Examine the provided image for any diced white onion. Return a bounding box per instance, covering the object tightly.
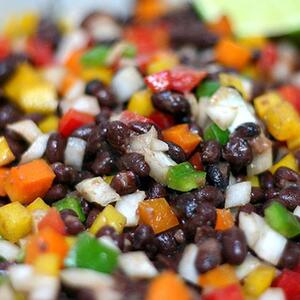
[150,139,169,152]
[119,251,158,279]
[42,66,67,89]
[98,236,120,252]
[76,177,121,206]
[235,253,261,279]
[0,283,14,300]
[112,67,144,102]
[7,120,42,144]
[20,134,49,164]
[185,93,199,122]
[9,264,35,292]
[115,191,146,226]
[64,137,86,170]
[259,288,286,300]
[29,275,60,300]
[65,80,85,99]
[178,244,199,284]
[196,97,210,128]
[0,240,20,261]
[293,206,300,218]
[129,126,158,153]
[225,181,251,208]
[247,147,273,176]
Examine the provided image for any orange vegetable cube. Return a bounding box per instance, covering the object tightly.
[38,208,66,235]
[138,198,179,234]
[215,209,235,231]
[64,49,84,75]
[4,159,55,204]
[0,168,9,197]
[162,124,201,155]
[215,38,251,70]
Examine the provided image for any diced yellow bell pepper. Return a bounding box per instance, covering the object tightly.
[19,13,39,36]
[38,115,59,133]
[65,236,77,248]
[0,136,15,166]
[243,265,276,297]
[238,36,267,49]
[4,16,20,38]
[254,92,282,120]
[287,134,300,151]
[103,175,114,185]
[128,89,155,117]
[81,67,113,85]
[147,52,179,75]
[247,176,260,187]
[0,202,32,243]
[242,66,259,80]
[270,153,298,174]
[27,197,50,213]
[34,253,60,276]
[219,73,249,100]
[90,205,126,234]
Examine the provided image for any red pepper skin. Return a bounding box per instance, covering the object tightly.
[278,85,300,113]
[273,269,300,300]
[144,70,171,93]
[119,110,153,125]
[0,37,11,60]
[202,284,244,300]
[258,43,278,73]
[59,109,95,137]
[26,37,53,66]
[38,208,65,235]
[170,68,207,93]
[189,152,204,171]
[148,111,174,130]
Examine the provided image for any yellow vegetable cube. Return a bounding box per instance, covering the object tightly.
[287,134,300,151]
[81,67,113,85]
[238,36,267,49]
[219,73,248,100]
[90,205,126,234]
[247,176,260,187]
[128,90,154,117]
[65,237,77,248]
[270,153,298,174]
[38,115,59,133]
[103,175,114,185]
[19,13,39,36]
[254,92,282,120]
[243,265,276,297]
[147,52,179,75]
[0,136,15,166]
[27,198,50,213]
[34,253,60,276]
[0,202,32,243]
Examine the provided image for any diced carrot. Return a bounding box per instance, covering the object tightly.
[215,38,251,70]
[146,271,190,300]
[64,48,85,75]
[138,198,179,234]
[0,168,9,196]
[162,124,201,155]
[215,209,235,231]
[4,159,55,204]
[38,208,66,235]
[135,0,167,22]
[208,16,232,37]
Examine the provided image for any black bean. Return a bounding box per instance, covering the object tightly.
[221,227,247,265]
[194,226,216,245]
[91,151,115,176]
[85,207,101,228]
[233,122,261,139]
[95,225,122,248]
[250,187,265,203]
[278,242,300,269]
[175,192,199,218]
[156,231,177,255]
[146,182,167,199]
[44,184,68,203]
[166,142,186,163]
[23,113,44,124]
[128,121,162,138]
[76,289,96,300]
[60,209,85,235]
[85,79,105,94]
[0,104,21,129]
[45,133,66,163]
[238,203,256,214]
[201,140,221,164]
[195,238,222,273]
[51,162,78,184]
[174,229,186,244]
[264,188,280,200]
[0,57,16,84]
[95,108,111,125]
[110,171,137,195]
[106,121,131,153]
[151,91,190,115]
[118,152,150,177]
[75,171,94,184]
[222,136,253,168]
[279,186,300,210]
[206,164,229,191]
[37,18,61,47]
[274,167,300,189]
[259,171,274,189]
[194,186,225,207]
[80,198,90,216]
[71,124,95,141]
[189,123,203,137]
[85,124,108,155]
[4,134,26,160]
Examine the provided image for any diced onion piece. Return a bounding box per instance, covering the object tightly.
[247,147,273,176]
[7,120,42,144]
[129,126,158,153]
[197,96,210,127]
[150,139,169,152]
[0,283,14,300]
[178,244,199,284]
[225,181,251,208]
[235,253,261,279]
[60,95,100,116]
[65,80,85,99]
[115,191,146,226]
[20,134,49,164]
[64,137,86,170]
[0,240,20,261]
[98,236,120,252]
[42,66,67,89]
[293,206,300,218]
[185,93,198,122]
[9,264,35,292]
[119,251,158,279]
[76,177,121,206]
[106,42,129,66]
[239,212,262,248]
[112,67,144,102]
[259,288,286,300]
[29,275,59,300]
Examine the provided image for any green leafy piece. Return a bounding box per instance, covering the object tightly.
[196,80,220,98]
[81,46,110,67]
[204,123,229,145]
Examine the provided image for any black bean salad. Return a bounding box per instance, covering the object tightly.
[0,3,300,300]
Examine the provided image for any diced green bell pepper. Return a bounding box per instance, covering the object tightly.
[53,196,85,222]
[122,44,137,58]
[204,123,230,145]
[65,233,118,274]
[81,46,110,67]
[167,162,206,192]
[196,80,220,98]
[264,201,300,238]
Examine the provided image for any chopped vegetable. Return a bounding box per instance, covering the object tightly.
[202,284,244,300]
[225,181,251,208]
[196,80,220,98]
[273,269,300,299]
[270,153,298,173]
[27,197,50,212]
[64,137,86,170]
[81,46,110,67]
[215,209,235,231]
[127,89,155,117]
[34,253,60,276]
[0,136,15,166]
[38,208,66,235]
[0,168,9,197]
[144,70,171,93]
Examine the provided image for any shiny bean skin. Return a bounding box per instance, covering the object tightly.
[110,171,137,195]
[60,209,85,235]
[44,184,68,203]
[274,167,300,189]
[201,140,221,164]
[118,153,150,177]
[166,142,186,163]
[278,242,300,269]
[51,162,78,185]
[45,133,66,163]
[91,151,115,176]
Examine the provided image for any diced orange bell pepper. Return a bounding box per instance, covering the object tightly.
[64,48,84,75]
[0,168,9,196]
[38,208,66,235]
[59,72,79,96]
[215,209,234,231]
[146,271,190,300]
[25,227,68,265]
[215,38,251,70]
[138,198,179,234]
[134,0,167,22]
[4,159,55,204]
[199,264,239,289]
[162,124,201,155]
[208,16,232,37]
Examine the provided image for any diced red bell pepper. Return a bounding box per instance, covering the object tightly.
[144,70,171,93]
[0,37,11,60]
[170,68,207,93]
[292,264,300,273]
[59,109,95,137]
[273,269,300,300]
[202,284,244,300]
[278,85,300,113]
[258,43,278,73]
[38,208,65,235]
[26,37,53,66]
[119,110,153,125]
[148,111,174,130]
[189,152,204,171]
